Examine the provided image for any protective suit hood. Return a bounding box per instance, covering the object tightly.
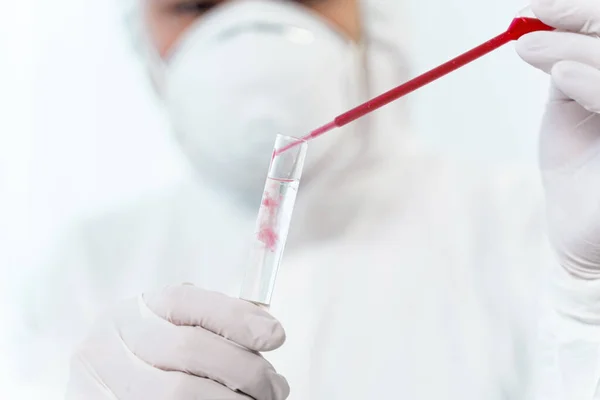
[121,0,414,246]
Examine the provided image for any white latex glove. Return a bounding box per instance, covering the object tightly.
[517,0,600,279]
[66,284,290,399]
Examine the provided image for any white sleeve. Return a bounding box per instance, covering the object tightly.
[11,226,97,399]
[533,262,600,399]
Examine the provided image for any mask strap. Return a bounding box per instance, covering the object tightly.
[145,43,167,96]
[124,0,167,96]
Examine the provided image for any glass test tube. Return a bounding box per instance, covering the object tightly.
[240,134,308,308]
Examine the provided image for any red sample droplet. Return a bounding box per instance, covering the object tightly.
[257,191,282,251]
[258,227,278,251]
[262,195,279,210]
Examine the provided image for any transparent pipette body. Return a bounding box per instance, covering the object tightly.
[240,134,308,308]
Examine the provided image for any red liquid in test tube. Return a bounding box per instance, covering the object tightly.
[257,191,280,251]
[256,178,297,252]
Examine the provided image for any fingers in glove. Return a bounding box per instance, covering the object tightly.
[69,319,252,400]
[119,313,290,400]
[144,284,285,351]
[537,60,600,169]
[171,378,255,400]
[516,31,600,74]
[551,60,600,113]
[531,0,600,35]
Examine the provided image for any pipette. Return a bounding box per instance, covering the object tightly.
[275,7,554,155]
[240,7,554,310]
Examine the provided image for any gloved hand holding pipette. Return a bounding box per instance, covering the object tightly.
[518,0,600,279]
[517,0,600,398]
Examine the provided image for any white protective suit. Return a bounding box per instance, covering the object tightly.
[18,0,600,399]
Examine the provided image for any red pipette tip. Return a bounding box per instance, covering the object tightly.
[274,16,554,156]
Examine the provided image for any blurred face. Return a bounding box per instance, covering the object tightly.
[141,0,370,209]
[142,0,361,58]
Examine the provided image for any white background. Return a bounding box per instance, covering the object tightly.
[0,0,549,397]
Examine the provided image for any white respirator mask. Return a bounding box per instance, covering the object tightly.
[142,0,370,208]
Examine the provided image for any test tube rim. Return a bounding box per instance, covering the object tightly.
[276,134,308,143]
[273,134,308,154]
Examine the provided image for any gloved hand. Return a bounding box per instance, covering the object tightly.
[517,0,600,278]
[66,284,290,399]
